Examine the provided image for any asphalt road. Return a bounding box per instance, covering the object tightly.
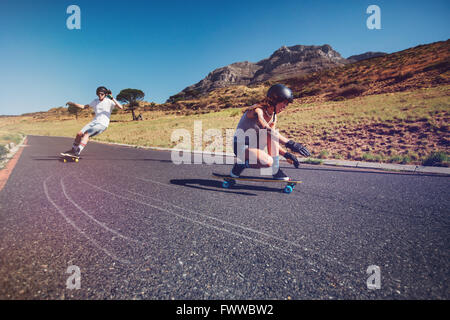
[0,135,448,299]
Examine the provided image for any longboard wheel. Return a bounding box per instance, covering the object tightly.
[63,159,67,163]
[75,159,79,163]
[222,181,230,188]
[284,185,293,194]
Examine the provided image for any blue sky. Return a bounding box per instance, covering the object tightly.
[0,0,449,115]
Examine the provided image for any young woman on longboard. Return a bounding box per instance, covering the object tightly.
[62,86,123,157]
[230,84,311,180]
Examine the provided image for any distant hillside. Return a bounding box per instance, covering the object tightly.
[158,40,449,113]
[169,44,348,102]
[12,40,450,119]
[285,39,449,103]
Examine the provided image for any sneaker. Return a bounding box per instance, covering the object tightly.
[73,147,81,156]
[61,149,76,156]
[230,163,246,178]
[272,169,290,181]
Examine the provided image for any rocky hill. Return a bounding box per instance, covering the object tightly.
[158,39,449,113]
[285,39,450,103]
[169,44,348,102]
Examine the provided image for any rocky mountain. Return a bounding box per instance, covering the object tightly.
[169,44,348,102]
[346,51,387,63]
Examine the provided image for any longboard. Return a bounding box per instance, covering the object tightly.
[60,153,80,163]
[212,173,302,194]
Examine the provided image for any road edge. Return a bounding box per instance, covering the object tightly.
[91,139,450,176]
[0,136,28,192]
[23,135,450,176]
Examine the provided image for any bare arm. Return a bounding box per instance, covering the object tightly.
[255,108,310,158]
[107,94,123,110]
[254,108,289,145]
[66,102,89,109]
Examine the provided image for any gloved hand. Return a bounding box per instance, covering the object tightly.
[284,152,299,168]
[285,140,311,157]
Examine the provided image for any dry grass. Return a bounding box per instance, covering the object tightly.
[278,85,449,163]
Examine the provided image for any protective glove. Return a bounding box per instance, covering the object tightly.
[285,140,311,157]
[284,152,299,168]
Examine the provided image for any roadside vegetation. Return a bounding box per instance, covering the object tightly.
[0,131,24,168]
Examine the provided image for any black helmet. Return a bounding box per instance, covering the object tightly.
[96,86,109,95]
[267,84,293,104]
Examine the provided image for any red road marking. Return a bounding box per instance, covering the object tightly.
[0,137,27,192]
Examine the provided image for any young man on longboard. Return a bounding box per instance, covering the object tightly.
[61,86,123,159]
[229,84,311,181]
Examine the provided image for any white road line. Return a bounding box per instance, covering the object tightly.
[79,177,348,269]
[124,188,309,247]
[60,176,142,244]
[43,176,131,265]
[132,176,178,188]
[115,176,350,270]
[111,174,310,250]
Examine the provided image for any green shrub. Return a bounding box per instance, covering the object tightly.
[318,150,329,159]
[0,134,22,145]
[387,154,403,163]
[362,153,383,162]
[303,158,322,165]
[422,151,449,167]
[0,145,8,159]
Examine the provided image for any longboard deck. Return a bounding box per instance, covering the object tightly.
[212,173,301,194]
[212,173,302,184]
[60,153,80,163]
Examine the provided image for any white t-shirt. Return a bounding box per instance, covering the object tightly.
[89,98,116,127]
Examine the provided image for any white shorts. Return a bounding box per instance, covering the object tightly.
[81,121,107,137]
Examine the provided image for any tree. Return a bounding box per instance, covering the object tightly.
[67,104,81,120]
[116,89,145,121]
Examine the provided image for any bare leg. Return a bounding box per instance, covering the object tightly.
[74,132,83,146]
[246,148,273,168]
[267,134,282,175]
[267,135,280,157]
[80,133,89,145]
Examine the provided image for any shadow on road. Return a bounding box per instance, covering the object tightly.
[169,178,284,196]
